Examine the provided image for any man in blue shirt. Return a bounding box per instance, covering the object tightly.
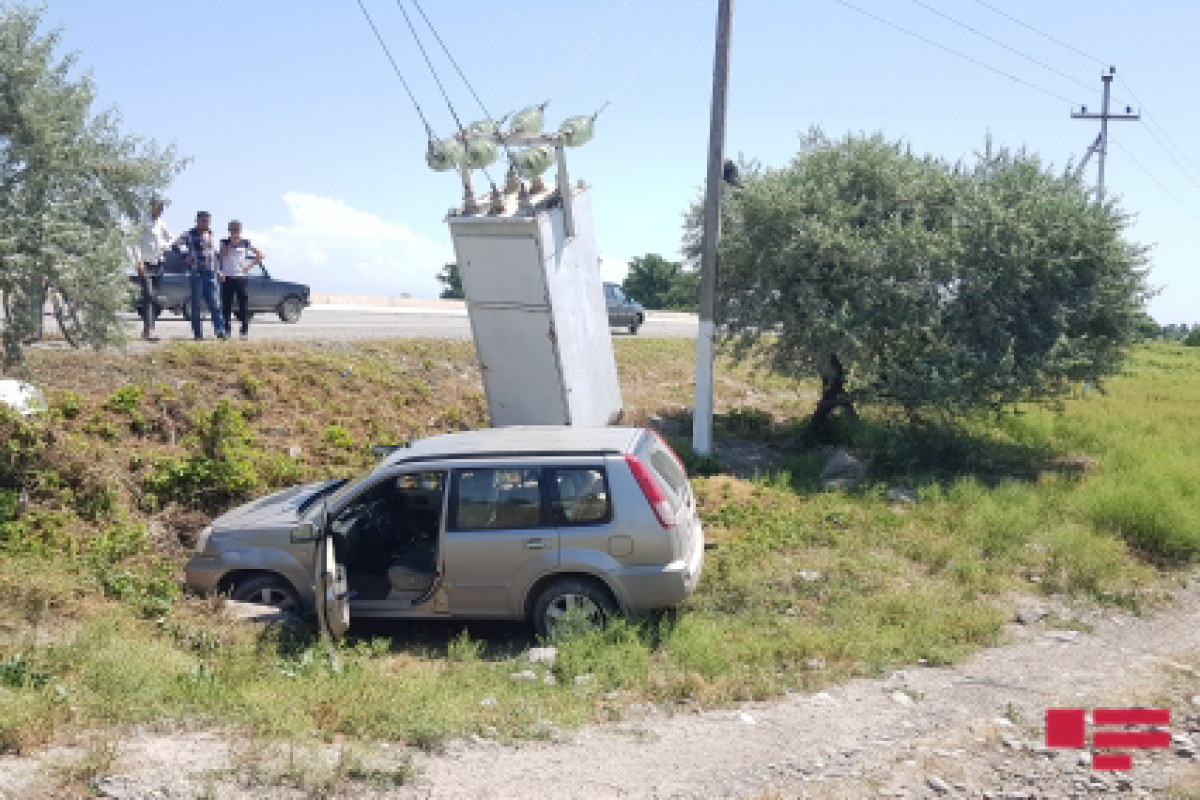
[174,211,227,339]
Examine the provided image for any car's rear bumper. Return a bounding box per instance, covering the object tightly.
[611,534,704,611]
[184,556,225,594]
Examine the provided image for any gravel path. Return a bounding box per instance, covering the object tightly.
[3,574,1199,799]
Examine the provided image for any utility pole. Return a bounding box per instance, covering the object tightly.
[692,0,733,457]
[1071,66,1139,200]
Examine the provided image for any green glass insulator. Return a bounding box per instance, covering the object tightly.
[514,146,555,179]
[508,105,545,136]
[558,115,595,147]
[463,137,499,170]
[426,138,464,172]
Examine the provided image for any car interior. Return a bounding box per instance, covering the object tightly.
[330,471,444,601]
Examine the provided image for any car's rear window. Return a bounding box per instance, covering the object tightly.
[451,468,542,530]
[639,434,689,511]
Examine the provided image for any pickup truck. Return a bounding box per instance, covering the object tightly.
[132,249,311,323]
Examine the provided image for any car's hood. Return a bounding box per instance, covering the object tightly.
[211,479,341,531]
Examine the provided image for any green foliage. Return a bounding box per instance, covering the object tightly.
[0,4,186,366]
[322,424,355,448]
[1184,327,1200,347]
[620,254,699,311]
[436,262,464,299]
[701,130,1150,418]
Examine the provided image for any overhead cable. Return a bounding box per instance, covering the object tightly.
[909,0,1096,95]
[595,0,707,119]
[410,0,494,123]
[1110,138,1200,222]
[353,0,436,139]
[833,0,1075,105]
[1115,77,1200,195]
[394,0,466,134]
[535,0,635,106]
[970,0,1107,68]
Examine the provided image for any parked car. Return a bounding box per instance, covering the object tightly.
[604,282,645,334]
[132,249,311,323]
[185,426,704,637]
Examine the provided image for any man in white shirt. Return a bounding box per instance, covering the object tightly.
[135,199,173,341]
[217,220,264,339]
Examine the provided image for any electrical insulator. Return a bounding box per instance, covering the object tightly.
[508,105,545,136]
[468,119,499,138]
[464,136,499,170]
[514,146,555,179]
[426,138,464,171]
[558,115,595,147]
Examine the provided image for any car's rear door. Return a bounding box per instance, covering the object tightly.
[441,466,559,617]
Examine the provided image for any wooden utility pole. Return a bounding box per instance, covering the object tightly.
[692,0,733,456]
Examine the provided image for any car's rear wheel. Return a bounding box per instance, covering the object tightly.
[278,296,303,323]
[230,574,302,616]
[531,577,616,639]
[180,299,192,321]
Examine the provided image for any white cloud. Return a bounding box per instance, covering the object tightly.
[247,192,453,297]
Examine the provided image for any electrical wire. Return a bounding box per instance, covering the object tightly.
[393,0,466,134]
[536,0,635,106]
[1115,77,1200,193]
[833,0,1075,105]
[353,0,436,139]
[1111,138,1200,221]
[970,0,1107,68]
[594,0,706,119]
[908,0,1095,95]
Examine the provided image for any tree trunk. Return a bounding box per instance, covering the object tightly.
[808,353,856,437]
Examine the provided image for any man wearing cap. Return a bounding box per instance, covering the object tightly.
[174,211,227,340]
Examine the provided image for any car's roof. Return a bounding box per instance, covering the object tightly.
[380,426,644,469]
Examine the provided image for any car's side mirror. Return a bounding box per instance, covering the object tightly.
[291,521,319,543]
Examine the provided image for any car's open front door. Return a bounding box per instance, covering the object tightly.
[314,532,350,637]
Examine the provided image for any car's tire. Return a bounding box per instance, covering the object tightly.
[531,577,617,639]
[278,296,303,323]
[628,320,640,335]
[230,574,302,617]
[180,299,192,321]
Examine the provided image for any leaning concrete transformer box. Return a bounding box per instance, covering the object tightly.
[448,185,623,427]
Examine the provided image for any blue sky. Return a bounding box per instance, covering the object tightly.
[44,0,1200,323]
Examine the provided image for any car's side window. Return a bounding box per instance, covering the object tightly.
[245,264,266,279]
[451,468,542,530]
[548,467,611,525]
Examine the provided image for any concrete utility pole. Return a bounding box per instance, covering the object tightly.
[692,0,733,457]
[1071,66,1139,200]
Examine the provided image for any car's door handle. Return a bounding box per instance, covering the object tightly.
[524,537,547,549]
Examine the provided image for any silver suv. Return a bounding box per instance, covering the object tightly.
[185,426,703,637]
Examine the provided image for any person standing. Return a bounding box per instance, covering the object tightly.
[217,220,263,339]
[134,198,173,341]
[174,211,226,340]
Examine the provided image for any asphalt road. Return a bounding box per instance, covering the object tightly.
[123,306,699,341]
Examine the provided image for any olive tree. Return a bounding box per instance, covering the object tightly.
[0,4,184,367]
[697,131,1150,430]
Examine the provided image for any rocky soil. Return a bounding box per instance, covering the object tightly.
[3,573,1200,799]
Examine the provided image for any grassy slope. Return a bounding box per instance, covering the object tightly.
[1,340,1197,756]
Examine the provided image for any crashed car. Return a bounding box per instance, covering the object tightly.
[185,426,703,637]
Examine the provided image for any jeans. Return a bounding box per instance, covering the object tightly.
[138,273,159,336]
[189,272,226,339]
[220,275,250,336]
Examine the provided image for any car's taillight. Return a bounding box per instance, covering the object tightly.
[624,454,677,529]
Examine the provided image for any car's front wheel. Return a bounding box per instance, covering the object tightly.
[531,577,617,639]
[278,296,303,323]
[230,574,302,617]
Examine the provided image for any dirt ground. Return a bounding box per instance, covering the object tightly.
[3,571,1198,799]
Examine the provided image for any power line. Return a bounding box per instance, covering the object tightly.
[1115,77,1200,192]
[1110,138,1200,222]
[540,0,635,104]
[393,0,466,134]
[352,0,435,139]
[410,0,493,123]
[595,0,706,118]
[970,0,1106,68]
[833,0,1075,105]
[909,0,1095,95]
